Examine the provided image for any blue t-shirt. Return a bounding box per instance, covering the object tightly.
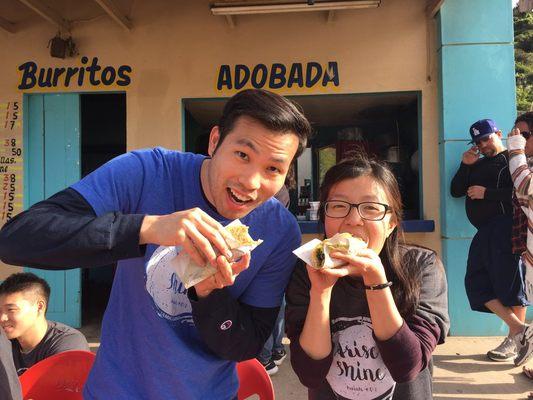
[71,148,300,400]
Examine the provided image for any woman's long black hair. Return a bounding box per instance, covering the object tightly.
[318,154,420,318]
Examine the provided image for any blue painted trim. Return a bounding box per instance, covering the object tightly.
[298,220,435,234]
[437,0,517,335]
[180,99,186,151]
[22,94,32,210]
[298,221,323,234]
[23,93,82,328]
[402,220,435,233]
[439,0,513,45]
[417,91,423,218]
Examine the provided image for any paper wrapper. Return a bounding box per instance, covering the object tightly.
[292,232,367,270]
[170,219,263,289]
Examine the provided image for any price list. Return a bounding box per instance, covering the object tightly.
[0,101,23,224]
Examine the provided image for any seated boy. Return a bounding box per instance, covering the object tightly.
[0,272,89,375]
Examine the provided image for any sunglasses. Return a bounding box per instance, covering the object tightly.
[521,131,532,140]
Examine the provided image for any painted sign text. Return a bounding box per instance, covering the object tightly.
[217,62,339,91]
[18,56,132,90]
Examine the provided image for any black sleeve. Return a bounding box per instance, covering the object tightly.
[0,188,146,269]
[450,163,470,198]
[0,329,21,400]
[484,187,513,202]
[187,287,279,361]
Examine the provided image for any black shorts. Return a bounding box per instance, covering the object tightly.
[465,215,529,313]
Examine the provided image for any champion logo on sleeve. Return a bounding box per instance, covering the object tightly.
[220,320,233,330]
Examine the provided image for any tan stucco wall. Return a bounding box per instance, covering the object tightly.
[0,0,442,279]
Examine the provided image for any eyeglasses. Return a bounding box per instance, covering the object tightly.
[324,200,391,221]
[521,131,531,140]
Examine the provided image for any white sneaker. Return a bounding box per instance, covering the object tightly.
[487,336,517,361]
[514,324,533,366]
[258,359,279,375]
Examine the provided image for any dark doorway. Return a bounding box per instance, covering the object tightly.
[80,93,126,325]
[183,93,421,220]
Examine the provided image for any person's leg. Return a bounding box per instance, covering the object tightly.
[485,218,532,361]
[257,333,279,375]
[272,298,285,353]
[484,299,525,336]
[464,230,493,314]
[512,305,527,324]
[514,324,533,366]
[484,300,523,361]
[258,334,274,364]
[270,299,287,366]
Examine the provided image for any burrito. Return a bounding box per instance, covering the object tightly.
[172,219,263,288]
[225,224,262,249]
[310,233,367,270]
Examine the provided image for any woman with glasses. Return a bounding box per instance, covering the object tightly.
[285,155,449,400]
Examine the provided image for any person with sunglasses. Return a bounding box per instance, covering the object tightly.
[285,156,449,400]
[507,112,533,375]
[450,118,529,364]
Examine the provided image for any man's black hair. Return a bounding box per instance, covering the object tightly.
[516,111,533,131]
[215,89,312,159]
[0,272,51,306]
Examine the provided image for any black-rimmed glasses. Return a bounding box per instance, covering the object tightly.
[324,200,391,221]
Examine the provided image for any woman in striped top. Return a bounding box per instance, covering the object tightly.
[507,112,533,381]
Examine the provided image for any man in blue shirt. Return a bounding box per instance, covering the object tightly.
[0,89,312,399]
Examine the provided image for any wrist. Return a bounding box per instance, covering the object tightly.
[139,215,158,245]
[362,269,388,287]
[310,286,333,299]
[195,288,213,298]
[194,280,215,298]
[364,281,392,291]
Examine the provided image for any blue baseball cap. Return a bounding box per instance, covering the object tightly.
[469,119,499,144]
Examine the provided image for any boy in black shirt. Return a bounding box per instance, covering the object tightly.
[0,273,89,375]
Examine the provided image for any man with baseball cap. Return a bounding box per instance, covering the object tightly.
[451,118,529,362]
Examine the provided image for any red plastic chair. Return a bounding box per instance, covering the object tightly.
[237,358,275,400]
[19,350,96,400]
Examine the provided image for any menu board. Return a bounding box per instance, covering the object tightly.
[0,100,23,222]
[0,100,23,276]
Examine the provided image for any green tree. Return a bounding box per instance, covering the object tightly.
[514,8,533,112]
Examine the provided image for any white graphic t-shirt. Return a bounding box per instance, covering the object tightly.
[145,245,194,326]
[327,317,396,400]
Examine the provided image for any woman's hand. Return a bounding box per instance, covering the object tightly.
[509,127,521,137]
[507,127,526,151]
[306,264,338,294]
[324,248,388,286]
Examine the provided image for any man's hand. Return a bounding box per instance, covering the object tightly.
[194,252,251,298]
[139,208,233,267]
[462,146,480,165]
[467,185,486,200]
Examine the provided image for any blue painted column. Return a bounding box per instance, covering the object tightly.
[438,0,518,335]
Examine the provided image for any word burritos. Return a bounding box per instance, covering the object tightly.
[17,56,132,90]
